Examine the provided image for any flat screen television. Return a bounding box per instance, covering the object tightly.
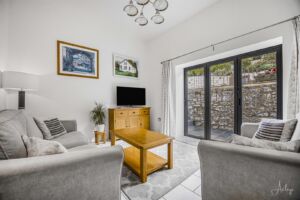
[117,86,146,106]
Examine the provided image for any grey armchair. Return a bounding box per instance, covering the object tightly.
[198,123,300,200]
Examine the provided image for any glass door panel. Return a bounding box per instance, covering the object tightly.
[241,52,278,123]
[209,61,235,141]
[185,67,205,138]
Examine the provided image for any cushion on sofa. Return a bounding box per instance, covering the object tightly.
[291,113,300,141]
[51,131,89,149]
[232,134,300,152]
[254,120,284,141]
[256,118,298,142]
[34,117,54,139]
[281,119,298,141]
[44,118,67,137]
[22,135,67,157]
[0,110,27,159]
[21,111,43,139]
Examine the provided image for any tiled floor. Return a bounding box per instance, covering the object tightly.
[159,169,201,200]
[121,169,201,200]
[100,137,201,200]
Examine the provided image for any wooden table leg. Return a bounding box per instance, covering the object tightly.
[168,141,173,169]
[111,132,115,146]
[140,149,147,183]
[102,132,106,144]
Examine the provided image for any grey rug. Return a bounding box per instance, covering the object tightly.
[121,140,200,200]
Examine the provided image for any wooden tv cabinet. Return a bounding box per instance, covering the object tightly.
[108,107,150,138]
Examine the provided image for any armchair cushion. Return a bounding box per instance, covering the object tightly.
[232,134,300,153]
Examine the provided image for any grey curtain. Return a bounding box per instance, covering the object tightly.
[161,61,176,136]
[288,17,300,119]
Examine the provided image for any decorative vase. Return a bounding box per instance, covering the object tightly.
[96,124,105,132]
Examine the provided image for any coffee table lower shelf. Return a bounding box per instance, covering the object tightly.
[124,146,167,177]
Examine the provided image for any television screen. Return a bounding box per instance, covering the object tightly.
[117,86,146,106]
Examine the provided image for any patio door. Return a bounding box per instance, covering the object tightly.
[184,45,282,140]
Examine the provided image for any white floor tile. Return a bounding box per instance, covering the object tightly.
[193,169,201,177]
[181,175,201,191]
[164,185,201,200]
[121,192,128,200]
[194,186,202,196]
[159,197,166,200]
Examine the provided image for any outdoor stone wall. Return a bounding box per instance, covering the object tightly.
[188,82,277,130]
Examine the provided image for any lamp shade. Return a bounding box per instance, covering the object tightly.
[2,71,39,91]
[0,71,2,88]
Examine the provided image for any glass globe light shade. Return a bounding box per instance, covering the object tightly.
[135,13,148,26]
[135,0,149,5]
[123,1,138,16]
[153,0,168,11]
[151,11,164,24]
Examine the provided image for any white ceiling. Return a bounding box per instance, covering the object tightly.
[113,0,221,41]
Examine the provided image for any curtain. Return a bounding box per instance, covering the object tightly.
[288,17,300,119]
[161,61,176,137]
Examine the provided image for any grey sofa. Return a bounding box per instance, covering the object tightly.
[0,110,124,200]
[198,123,300,200]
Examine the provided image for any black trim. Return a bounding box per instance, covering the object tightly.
[18,91,25,110]
[184,44,283,139]
[204,66,211,140]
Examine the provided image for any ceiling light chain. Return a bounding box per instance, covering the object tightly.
[123,0,168,26]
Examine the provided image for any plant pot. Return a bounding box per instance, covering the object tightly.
[96,124,105,132]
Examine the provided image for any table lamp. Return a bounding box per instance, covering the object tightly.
[2,71,39,109]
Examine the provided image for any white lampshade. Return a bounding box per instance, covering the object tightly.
[0,71,2,88]
[2,71,39,91]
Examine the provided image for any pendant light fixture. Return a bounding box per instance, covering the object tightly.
[123,0,168,26]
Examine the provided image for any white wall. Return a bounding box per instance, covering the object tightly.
[1,0,299,138]
[145,0,300,136]
[0,0,9,110]
[2,0,149,139]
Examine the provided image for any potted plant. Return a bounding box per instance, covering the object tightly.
[90,102,106,132]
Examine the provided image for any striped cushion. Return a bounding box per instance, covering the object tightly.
[44,118,67,138]
[254,121,284,141]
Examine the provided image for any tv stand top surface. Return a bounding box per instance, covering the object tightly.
[109,106,150,109]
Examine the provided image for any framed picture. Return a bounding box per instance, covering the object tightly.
[113,54,139,79]
[57,40,99,79]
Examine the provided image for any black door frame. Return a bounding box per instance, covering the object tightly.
[184,44,283,139]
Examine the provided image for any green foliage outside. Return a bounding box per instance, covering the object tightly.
[187,52,276,76]
[242,52,276,73]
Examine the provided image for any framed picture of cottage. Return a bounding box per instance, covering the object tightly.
[113,54,138,78]
[57,40,99,79]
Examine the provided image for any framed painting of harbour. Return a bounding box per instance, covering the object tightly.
[57,41,99,79]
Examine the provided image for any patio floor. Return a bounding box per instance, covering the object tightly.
[187,126,234,142]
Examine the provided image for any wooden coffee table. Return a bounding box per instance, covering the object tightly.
[111,128,173,183]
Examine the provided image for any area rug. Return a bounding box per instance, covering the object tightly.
[121,140,200,200]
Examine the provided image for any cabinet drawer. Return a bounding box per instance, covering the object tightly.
[115,110,128,117]
[128,109,140,116]
[140,109,149,115]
